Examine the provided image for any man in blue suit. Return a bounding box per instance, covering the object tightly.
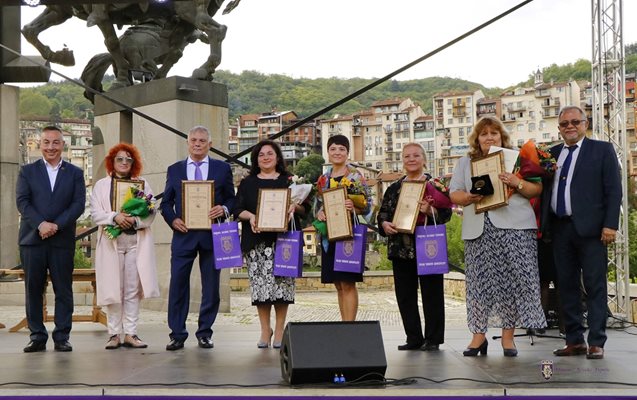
[161,125,236,350]
[542,106,621,360]
[16,126,86,353]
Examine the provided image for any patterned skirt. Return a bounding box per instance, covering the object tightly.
[245,242,295,305]
[464,215,546,332]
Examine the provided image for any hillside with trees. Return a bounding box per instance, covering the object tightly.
[18,46,637,122]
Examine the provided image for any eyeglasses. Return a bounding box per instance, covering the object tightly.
[558,119,586,128]
[115,156,134,164]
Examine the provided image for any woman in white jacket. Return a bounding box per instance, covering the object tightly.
[90,143,160,349]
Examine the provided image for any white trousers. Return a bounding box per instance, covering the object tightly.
[106,233,141,335]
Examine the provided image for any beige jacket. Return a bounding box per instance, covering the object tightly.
[90,176,160,306]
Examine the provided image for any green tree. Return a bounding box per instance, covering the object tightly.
[19,91,52,117]
[446,213,465,271]
[294,153,325,183]
[74,242,91,269]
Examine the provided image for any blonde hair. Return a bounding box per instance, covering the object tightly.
[467,116,513,159]
[402,142,427,171]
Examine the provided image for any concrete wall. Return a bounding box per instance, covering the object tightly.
[0,84,19,269]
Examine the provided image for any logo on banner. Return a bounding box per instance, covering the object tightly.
[425,240,438,258]
[282,244,292,261]
[540,360,553,380]
[221,236,234,254]
[342,240,354,256]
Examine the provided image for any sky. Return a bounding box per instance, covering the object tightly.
[15,0,637,89]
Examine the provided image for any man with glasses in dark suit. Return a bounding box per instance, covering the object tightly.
[541,106,621,360]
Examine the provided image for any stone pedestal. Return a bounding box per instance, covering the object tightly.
[0,84,19,269]
[93,76,231,313]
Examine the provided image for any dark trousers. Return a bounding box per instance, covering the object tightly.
[392,258,445,345]
[20,244,74,343]
[168,247,220,341]
[552,219,608,347]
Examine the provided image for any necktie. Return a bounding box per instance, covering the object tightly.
[194,161,203,181]
[555,145,577,217]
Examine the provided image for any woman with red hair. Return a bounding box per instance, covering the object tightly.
[90,143,159,350]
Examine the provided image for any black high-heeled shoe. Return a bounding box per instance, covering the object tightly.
[463,339,488,356]
[503,346,518,357]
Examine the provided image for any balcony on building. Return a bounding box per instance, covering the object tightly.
[440,139,452,149]
[506,104,526,112]
[384,126,393,135]
[541,98,561,109]
[535,89,551,97]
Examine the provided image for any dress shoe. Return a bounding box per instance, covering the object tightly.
[197,337,214,349]
[553,343,587,356]
[105,335,121,350]
[586,345,604,360]
[23,340,46,353]
[272,341,282,349]
[257,329,273,349]
[420,342,440,351]
[397,342,423,351]
[503,347,518,357]
[54,341,73,352]
[166,338,185,351]
[463,339,488,356]
[123,334,148,349]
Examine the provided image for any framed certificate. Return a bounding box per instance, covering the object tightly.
[392,181,426,234]
[471,151,507,213]
[111,179,145,212]
[256,188,290,232]
[322,186,353,241]
[182,180,215,230]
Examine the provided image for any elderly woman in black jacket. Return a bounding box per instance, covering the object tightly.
[377,143,452,351]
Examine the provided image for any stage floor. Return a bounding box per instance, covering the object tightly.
[0,291,636,397]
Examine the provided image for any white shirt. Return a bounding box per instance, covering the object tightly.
[186,156,209,180]
[43,158,63,191]
[550,137,584,216]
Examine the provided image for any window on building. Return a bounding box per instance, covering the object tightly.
[459,127,464,136]
[448,166,453,174]
[529,111,535,119]
[467,116,471,124]
[529,123,536,131]
[376,162,383,169]
[517,139,524,147]
[459,137,465,144]
[448,118,453,125]
[459,117,464,123]
[447,99,452,105]
[517,124,524,132]
[543,132,550,139]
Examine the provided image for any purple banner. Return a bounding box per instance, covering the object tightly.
[334,224,366,273]
[211,221,244,269]
[274,230,304,277]
[415,224,449,275]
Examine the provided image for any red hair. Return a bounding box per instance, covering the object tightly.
[105,142,143,178]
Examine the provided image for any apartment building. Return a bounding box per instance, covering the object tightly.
[432,89,484,177]
[500,70,581,148]
[413,115,436,171]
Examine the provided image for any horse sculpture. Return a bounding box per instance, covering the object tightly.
[22,0,239,102]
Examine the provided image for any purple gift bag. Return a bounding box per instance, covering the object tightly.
[415,222,449,275]
[334,224,367,273]
[211,221,244,269]
[273,230,304,277]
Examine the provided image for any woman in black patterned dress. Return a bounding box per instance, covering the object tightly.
[449,117,546,357]
[234,140,307,349]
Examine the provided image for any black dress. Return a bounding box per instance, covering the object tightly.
[234,174,297,305]
[320,176,363,284]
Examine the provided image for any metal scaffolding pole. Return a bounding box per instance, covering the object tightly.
[591,0,632,322]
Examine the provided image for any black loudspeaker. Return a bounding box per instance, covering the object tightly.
[279,321,387,385]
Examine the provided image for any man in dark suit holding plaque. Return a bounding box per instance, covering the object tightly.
[16,125,86,353]
[160,125,236,351]
[542,106,621,360]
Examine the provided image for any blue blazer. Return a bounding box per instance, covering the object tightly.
[541,137,621,238]
[160,156,236,250]
[16,159,86,249]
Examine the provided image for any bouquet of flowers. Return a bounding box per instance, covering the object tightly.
[507,140,557,197]
[288,175,313,204]
[104,186,155,239]
[424,176,453,209]
[331,176,368,209]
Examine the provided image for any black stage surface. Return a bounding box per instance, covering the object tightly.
[0,320,636,398]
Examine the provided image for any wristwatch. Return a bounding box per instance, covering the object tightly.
[517,180,524,190]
